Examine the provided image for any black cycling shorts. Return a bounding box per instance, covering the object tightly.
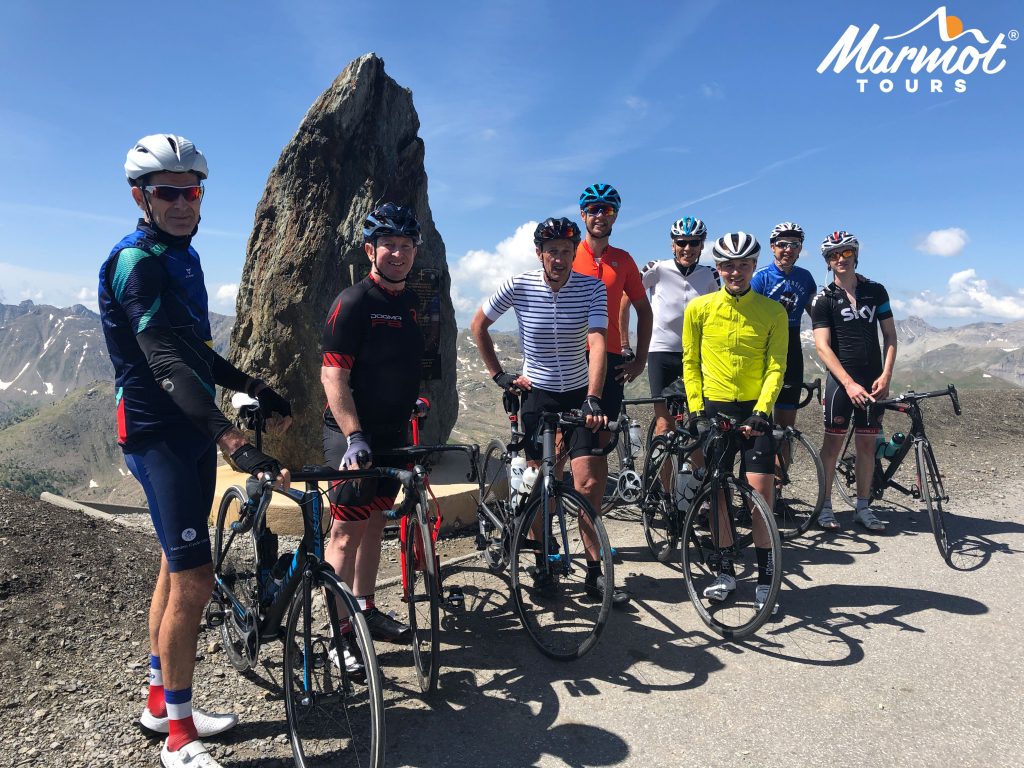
[647,351,683,399]
[323,424,409,522]
[704,400,776,475]
[822,371,883,434]
[520,386,597,461]
[775,331,804,411]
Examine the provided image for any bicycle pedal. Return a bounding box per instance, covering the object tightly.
[204,604,225,629]
[445,586,465,607]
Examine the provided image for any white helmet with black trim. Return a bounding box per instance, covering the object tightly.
[820,230,859,258]
[712,232,760,262]
[769,221,804,243]
[125,134,208,185]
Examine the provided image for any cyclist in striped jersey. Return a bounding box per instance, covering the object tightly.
[471,217,629,605]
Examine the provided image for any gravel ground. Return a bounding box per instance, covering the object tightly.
[1,389,1021,767]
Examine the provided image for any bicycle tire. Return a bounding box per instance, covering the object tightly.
[774,429,825,540]
[283,568,385,768]
[405,506,440,694]
[681,476,782,639]
[479,439,512,572]
[641,435,681,562]
[510,486,613,660]
[601,429,630,513]
[833,427,858,509]
[917,440,953,564]
[213,485,260,672]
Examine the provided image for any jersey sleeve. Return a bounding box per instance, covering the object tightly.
[809,291,832,329]
[682,300,705,413]
[588,279,608,331]
[876,284,893,321]
[109,247,173,334]
[750,269,767,296]
[482,275,517,322]
[623,257,645,302]
[755,303,790,414]
[641,262,658,292]
[322,289,363,369]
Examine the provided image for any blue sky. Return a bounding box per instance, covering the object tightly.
[1,0,1021,329]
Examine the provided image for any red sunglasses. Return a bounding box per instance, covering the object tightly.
[144,185,204,202]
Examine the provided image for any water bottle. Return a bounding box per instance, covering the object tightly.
[257,530,278,588]
[510,455,527,493]
[674,462,693,511]
[265,551,293,601]
[882,432,905,459]
[874,430,888,459]
[628,419,642,459]
[684,467,704,506]
[521,465,539,496]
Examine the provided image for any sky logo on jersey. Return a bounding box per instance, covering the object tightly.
[841,305,877,323]
[370,313,403,328]
[817,7,1015,95]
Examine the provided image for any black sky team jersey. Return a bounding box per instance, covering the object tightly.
[321,275,424,432]
[809,276,893,374]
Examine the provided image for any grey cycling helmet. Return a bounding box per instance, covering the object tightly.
[125,134,208,185]
[671,217,707,239]
[712,232,761,262]
[769,221,804,243]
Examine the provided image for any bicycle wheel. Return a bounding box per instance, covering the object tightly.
[479,439,512,572]
[510,486,613,660]
[405,506,440,694]
[641,435,680,561]
[283,569,384,768]
[774,429,825,540]
[213,486,260,671]
[917,440,953,564]
[833,427,858,509]
[681,476,782,639]
[601,429,630,513]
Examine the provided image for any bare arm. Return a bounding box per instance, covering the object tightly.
[872,317,898,398]
[586,329,607,399]
[470,308,502,377]
[320,366,362,436]
[617,295,632,353]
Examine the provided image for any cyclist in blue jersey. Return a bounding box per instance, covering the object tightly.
[99,134,291,768]
[751,222,818,434]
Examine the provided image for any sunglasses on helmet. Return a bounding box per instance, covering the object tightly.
[144,185,204,202]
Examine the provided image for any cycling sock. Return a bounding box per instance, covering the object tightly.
[164,686,198,752]
[146,654,166,717]
[586,560,602,582]
[856,497,870,511]
[357,594,376,612]
[755,547,774,586]
[339,616,353,635]
[720,557,736,577]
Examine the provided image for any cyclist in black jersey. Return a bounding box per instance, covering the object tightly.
[101,134,291,768]
[809,231,897,532]
[320,203,425,663]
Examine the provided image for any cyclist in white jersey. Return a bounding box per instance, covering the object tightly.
[470,217,629,605]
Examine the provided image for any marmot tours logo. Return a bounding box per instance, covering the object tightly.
[818,6,1016,94]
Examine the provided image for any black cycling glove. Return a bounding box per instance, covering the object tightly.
[685,411,710,439]
[582,395,604,420]
[231,444,282,477]
[742,411,771,434]
[492,371,520,391]
[255,385,292,419]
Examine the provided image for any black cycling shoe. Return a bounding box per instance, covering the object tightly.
[656,538,679,564]
[363,607,411,644]
[585,575,631,608]
[525,566,559,599]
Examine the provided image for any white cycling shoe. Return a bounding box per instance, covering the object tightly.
[161,739,223,768]
[754,584,779,615]
[141,707,238,737]
[702,573,736,602]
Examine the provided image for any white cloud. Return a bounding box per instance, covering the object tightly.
[891,269,1024,320]
[625,96,649,114]
[214,283,238,309]
[700,82,724,99]
[450,222,539,319]
[916,227,968,257]
[0,262,98,312]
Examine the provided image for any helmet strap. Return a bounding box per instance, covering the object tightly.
[370,257,407,286]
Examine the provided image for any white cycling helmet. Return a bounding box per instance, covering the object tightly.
[770,221,804,243]
[125,134,208,185]
[820,230,859,257]
[712,232,760,262]
[670,217,707,240]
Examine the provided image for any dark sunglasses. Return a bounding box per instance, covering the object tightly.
[144,185,204,202]
[673,238,703,248]
[774,240,802,250]
[583,204,616,217]
[827,248,857,261]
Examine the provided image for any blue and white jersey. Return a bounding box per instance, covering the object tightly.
[482,269,607,392]
[751,262,818,327]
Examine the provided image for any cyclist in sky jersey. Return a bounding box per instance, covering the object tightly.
[811,231,897,532]
[471,217,629,606]
[320,203,425,673]
[99,134,291,768]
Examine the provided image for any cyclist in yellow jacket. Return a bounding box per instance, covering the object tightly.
[683,232,788,613]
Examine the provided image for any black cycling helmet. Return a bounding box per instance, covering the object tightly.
[534,217,582,247]
[362,203,422,245]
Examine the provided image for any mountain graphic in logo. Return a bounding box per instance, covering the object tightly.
[882,6,988,44]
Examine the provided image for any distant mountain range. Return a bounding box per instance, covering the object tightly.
[0,300,1021,501]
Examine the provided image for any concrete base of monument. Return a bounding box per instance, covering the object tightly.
[208,450,480,536]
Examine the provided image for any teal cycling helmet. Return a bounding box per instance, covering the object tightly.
[671,217,707,239]
[579,183,621,211]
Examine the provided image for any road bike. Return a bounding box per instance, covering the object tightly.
[208,394,389,768]
[833,384,962,563]
[770,379,825,540]
[476,390,619,659]
[600,396,664,513]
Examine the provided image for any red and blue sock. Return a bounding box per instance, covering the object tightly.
[146,655,166,718]
[164,686,198,751]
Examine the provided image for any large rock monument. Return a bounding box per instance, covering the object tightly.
[226,54,458,469]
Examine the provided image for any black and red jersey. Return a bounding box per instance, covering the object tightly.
[809,276,893,374]
[321,275,423,431]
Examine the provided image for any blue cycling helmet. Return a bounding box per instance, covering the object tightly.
[362,203,422,245]
[670,217,707,239]
[579,183,621,211]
